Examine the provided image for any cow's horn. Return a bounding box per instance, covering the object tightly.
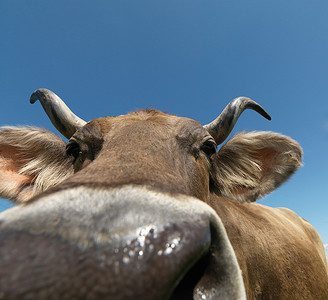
[204,97,271,145]
[30,88,87,139]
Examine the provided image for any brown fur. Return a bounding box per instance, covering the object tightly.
[208,196,328,299]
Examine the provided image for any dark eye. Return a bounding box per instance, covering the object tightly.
[201,140,217,157]
[66,141,81,160]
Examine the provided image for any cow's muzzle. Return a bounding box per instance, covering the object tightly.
[0,186,246,300]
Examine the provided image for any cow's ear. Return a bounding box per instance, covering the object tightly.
[210,131,302,202]
[0,127,74,203]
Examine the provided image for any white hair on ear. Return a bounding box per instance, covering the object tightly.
[212,131,303,202]
[0,126,74,202]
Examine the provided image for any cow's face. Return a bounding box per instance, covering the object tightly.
[65,111,216,201]
[0,89,302,299]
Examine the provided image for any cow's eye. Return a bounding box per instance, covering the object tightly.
[66,142,82,160]
[201,140,217,156]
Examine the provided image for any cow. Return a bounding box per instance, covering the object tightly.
[0,88,327,299]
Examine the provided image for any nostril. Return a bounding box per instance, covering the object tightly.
[170,252,209,300]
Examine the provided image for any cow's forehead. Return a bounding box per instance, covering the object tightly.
[85,110,206,138]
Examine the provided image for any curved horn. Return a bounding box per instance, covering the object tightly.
[204,97,271,145]
[30,88,87,139]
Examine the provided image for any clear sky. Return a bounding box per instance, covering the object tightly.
[1,1,327,250]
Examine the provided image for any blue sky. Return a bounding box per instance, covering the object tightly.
[1,1,327,247]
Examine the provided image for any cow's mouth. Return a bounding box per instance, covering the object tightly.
[170,244,210,299]
[168,222,245,300]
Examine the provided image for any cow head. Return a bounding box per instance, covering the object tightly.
[0,89,302,299]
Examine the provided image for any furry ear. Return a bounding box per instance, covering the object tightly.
[0,127,74,203]
[210,131,302,202]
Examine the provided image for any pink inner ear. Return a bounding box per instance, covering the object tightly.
[252,147,279,175]
[0,145,34,187]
